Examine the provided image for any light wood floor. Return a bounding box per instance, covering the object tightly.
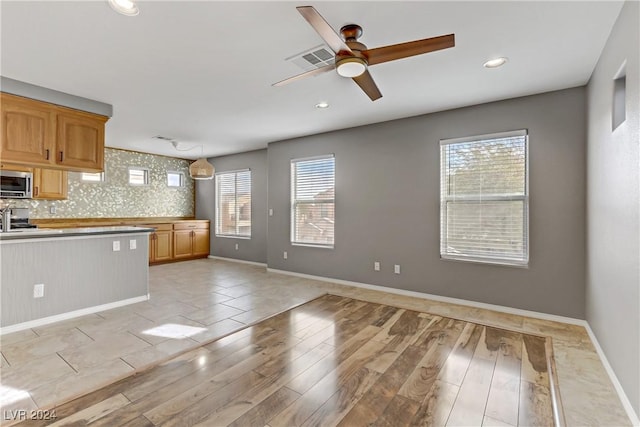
[15,294,558,427]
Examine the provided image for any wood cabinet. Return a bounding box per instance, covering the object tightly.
[0,163,68,200]
[33,168,68,200]
[0,93,108,172]
[145,223,174,264]
[173,221,210,259]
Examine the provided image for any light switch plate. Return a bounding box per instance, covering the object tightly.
[129,239,137,250]
[394,264,401,274]
[113,241,120,251]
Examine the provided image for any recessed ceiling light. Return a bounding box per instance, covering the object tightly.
[483,57,508,68]
[108,0,139,16]
[315,102,330,109]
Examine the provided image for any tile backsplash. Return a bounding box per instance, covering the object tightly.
[7,148,195,219]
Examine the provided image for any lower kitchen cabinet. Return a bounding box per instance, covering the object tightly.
[145,223,173,263]
[173,221,210,259]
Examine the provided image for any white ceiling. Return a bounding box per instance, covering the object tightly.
[1,1,623,159]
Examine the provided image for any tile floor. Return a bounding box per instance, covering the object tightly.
[0,258,633,426]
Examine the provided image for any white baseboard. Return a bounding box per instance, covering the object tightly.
[208,255,267,267]
[0,295,150,335]
[266,268,585,325]
[267,267,640,426]
[584,324,640,426]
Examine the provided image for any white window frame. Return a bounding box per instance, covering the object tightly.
[167,171,185,188]
[215,168,252,239]
[440,130,529,267]
[81,171,105,182]
[128,167,150,186]
[291,154,335,248]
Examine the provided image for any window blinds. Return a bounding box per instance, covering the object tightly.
[215,169,251,238]
[291,155,335,247]
[440,130,528,266]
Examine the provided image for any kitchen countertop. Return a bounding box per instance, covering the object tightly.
[0,225,154,241]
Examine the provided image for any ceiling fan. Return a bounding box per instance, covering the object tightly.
[273,6,455,101]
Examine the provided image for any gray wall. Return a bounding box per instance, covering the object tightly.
[586,0,640,416]
[196,149,267,263]
[1,233,149,327]
[267,88,587,318]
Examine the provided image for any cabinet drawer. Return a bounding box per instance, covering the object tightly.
[173,222,209,230]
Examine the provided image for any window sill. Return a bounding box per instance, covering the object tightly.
[292,242,334,249]
[215,235,251,240]
[440,255,529,269]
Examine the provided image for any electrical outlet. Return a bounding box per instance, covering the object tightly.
[129,239,137,250]
[374,261,380,271]
[235,243,239,250]
[33,284,44,298]
[394,264,401,274]
[49,205,56,214]
[283,251,288,260]
[113,241,120,251]
[269,208,274,216]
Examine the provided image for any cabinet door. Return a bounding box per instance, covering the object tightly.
[0,93,56,166]
[173,230,194,259]
[155,230,173,261]
[33,168,68,200]
[192,229,210,256]
[56,112,105,171]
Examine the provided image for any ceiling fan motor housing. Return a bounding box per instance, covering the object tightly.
[336,24,369,77]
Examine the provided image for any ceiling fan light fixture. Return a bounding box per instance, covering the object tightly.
[189,158,215,180]
[483,57,508,68]
[336,57,367,78]
[108,0,139,16]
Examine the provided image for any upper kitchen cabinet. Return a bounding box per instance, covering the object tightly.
[0,93,56,166]
[0,93,108,172]
[56,112,105,171]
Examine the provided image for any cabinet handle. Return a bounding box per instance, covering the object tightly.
[59,151,64,162]
[34,186,39,197]
[45,149,50,160]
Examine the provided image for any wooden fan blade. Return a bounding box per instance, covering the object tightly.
[352,70,382,101]
[296,6,353,55]
[364,34,455,66]
[272,64,335,87]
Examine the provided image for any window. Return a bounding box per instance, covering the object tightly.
[167,171,185,187]
[613,63,626,131]
[291,155,335,247]
[81,172,104,182]
[440,130,528,266]
[215,169,251,238]
[128,168,149,186]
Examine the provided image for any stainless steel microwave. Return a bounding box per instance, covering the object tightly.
[0,170,33,199]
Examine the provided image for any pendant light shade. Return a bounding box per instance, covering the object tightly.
[189,158,215,180]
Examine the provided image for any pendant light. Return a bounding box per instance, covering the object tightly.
[189,144,214,180]
[189,157,215,180]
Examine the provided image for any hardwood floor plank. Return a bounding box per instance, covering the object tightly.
[372,394,420,427]
[519,335,553,426]
[269,334,387,426]
[226,387,301,427]
[286,324,382,395]
[446,326,498,427]
[48,393,130,426]
[397,318,465,403]
[438,322,483,386]
[409,379,460,426]
[336,345,431,427]
[484,329,523,426]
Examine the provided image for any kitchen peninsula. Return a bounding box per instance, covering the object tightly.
[0,226,153,333]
